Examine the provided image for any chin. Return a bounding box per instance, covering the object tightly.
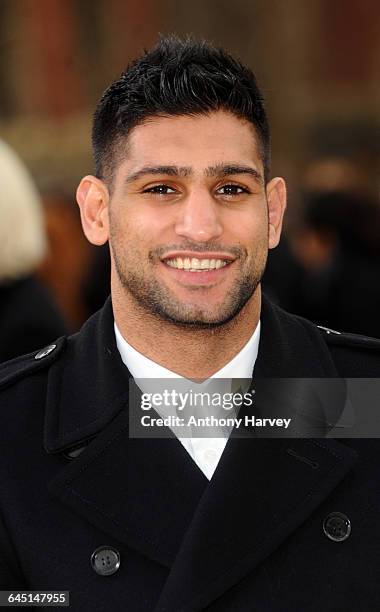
[155,302,248,329]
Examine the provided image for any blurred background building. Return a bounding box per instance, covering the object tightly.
[0,0,379,349]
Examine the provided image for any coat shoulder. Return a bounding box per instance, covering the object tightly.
[316,324,380,350]
[0,336,67,392]
[266,297,380,376]
[315,323,380,376]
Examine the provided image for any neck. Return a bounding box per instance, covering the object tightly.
[112,282,261,379]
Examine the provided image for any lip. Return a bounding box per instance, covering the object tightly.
[160,259,235,286]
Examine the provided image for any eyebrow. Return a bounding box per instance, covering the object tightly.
[205,163,263,184]
[124,163,264,185]
[125,166,192,184]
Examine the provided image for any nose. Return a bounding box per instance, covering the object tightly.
[174,188,223,243]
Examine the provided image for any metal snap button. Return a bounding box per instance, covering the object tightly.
[323,512,351,542]
[91,546,121,576]
[35,344,57,360]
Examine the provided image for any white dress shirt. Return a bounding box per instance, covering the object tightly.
[115,321,260,479]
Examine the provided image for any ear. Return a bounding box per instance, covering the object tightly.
[266,177,287,249]
[76,175,110,245]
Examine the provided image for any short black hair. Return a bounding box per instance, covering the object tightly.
[92,35,270,186]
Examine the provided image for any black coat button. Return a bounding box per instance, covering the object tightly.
[323,512,351,542]
[63,445,87,460]
[91,546,120,576]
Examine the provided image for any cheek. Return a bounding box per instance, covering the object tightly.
[111,208,151,249]
[128,207,167,238]
[230,211,268,252]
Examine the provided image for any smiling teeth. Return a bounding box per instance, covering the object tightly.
[165,257,229,271]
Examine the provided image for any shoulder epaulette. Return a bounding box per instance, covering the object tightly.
[0,336,67,390]
[317,324,380,351]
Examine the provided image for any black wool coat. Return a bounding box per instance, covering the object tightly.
[0,296,380,611]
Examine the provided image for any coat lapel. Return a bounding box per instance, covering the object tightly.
[156,436,357,611]
[48,411,208,568]
[46,299,208,569]
[155,295,358,611]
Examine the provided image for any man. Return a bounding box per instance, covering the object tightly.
[0,36,379,611]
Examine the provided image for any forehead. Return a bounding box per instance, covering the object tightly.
[117,110,263,174]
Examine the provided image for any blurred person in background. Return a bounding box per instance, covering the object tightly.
[38,189,93,330]
[0,140,68,362]
[263,157,380,337]
[291,189,380,337]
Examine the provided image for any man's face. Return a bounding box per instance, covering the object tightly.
[107,110,273,328]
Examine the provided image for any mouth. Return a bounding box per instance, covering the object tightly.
[160,253,236,285]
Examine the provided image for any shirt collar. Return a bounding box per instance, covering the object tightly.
[114,319,261,380]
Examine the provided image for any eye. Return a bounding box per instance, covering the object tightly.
[216,184,250,197]
[142,184,177,195]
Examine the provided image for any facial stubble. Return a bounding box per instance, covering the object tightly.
[109,219,268,330]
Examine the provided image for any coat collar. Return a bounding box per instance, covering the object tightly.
[46,295,358,611]
[44,298,129,454]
